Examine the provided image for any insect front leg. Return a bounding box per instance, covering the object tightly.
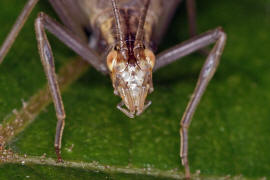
[154,27,227,179]
[35,13,67,162]
[0,0,38,64]
[35,11,108,161]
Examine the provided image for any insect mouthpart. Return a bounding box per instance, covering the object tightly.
[107,49,155,118]
[116,66,151,118]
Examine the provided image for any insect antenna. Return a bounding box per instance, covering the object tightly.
[111,0,127,56]
[135,0,150,46]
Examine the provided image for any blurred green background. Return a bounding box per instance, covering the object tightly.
[0,0,270,179]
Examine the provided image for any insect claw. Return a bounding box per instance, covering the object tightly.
[57,157,63,163]
[55,147,63,163]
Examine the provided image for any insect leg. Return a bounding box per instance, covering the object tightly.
[0,0,39,64]
[35,13,66,162]
[36,13,107,74]
[154,27,226,178]
[154,28,226,71]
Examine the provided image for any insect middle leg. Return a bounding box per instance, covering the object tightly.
[154,27,227,178]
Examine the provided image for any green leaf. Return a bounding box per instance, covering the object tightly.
[1,0,270,179]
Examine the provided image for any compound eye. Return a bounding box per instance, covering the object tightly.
[144,49,155,69]
[107,50,117,72]
[107,50,127,72]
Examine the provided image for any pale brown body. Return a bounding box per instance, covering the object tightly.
[0,0,226,179]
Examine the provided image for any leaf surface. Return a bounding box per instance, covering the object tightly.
[0,0,270,179]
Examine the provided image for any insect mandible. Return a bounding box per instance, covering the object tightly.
[0,0,227,178]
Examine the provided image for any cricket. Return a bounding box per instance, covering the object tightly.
[0,0,226,179]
